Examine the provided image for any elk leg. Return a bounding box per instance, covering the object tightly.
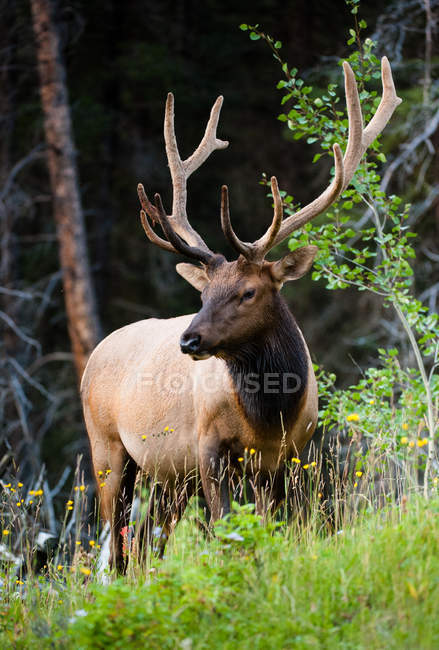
[90,437,136,574]
[135,479,193,562]
[199,438,230,522]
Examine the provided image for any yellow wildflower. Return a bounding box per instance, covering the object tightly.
[67,500,73,506]
[402,423,409,431]
[29,490,35,495]
[16,502,21,507]
[164,426,169,432]
[409,441,415,448]
[57,565,63,571]
[2,530,10,536]
[238,457,244,462]
[105,469,112,475]
[16,580,24,585]
[76,540,81,546]
[79,567,91,576]
[79,485,86,492]
[67,506,73,511]
[311,461,317,467]
[303,464,309,469]
[17,482,23,488]
[346,413,360,423]
[29,500,33,505]
[417,439,428,447]
[74,486,79,491]
[100,482,106,488]
[35,489,43,496]
[354,482,358,488]
[369,399,375,405]
[4,483,11,488]
[401,436,408,444]
[355,471,363,478]
[318,492,322,498]
[89,540,95,547]
[250,448,256,455]
[291,458,301,464]
[97,470,103,476]
[141,435,147,440]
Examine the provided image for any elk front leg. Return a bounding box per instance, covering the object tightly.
[90,437,136,573]
[199,436,230,522]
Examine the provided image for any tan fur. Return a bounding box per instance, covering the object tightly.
[81,311,317,566]
[81,314,317,477]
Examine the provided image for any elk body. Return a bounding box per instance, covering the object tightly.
[81,59,401,570]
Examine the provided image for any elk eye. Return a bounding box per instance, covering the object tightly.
[241,289,256,302]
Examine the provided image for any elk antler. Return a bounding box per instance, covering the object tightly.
[221,176,284,260]
[152,194,214,265]
[138,93,229,261]
[223,57,402,263]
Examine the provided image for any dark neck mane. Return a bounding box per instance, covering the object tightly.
[225,295,308,432]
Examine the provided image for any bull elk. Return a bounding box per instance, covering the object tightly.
[81,58,401,570]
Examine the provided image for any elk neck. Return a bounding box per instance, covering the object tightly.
[224,293,308,432]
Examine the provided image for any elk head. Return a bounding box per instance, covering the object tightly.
[138,58,401,361]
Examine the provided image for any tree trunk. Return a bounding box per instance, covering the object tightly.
[30,0,101,381]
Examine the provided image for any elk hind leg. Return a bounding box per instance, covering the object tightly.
[135,479,193,562]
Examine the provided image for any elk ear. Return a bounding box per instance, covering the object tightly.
[271,245,318,286]
[176,263,210,291]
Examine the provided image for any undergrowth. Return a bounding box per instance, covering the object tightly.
[2,496,439,648]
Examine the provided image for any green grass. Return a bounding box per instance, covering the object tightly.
[2,495,439,649]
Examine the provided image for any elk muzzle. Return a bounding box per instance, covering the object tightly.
[180,333,201,354]
[180,306,220,360]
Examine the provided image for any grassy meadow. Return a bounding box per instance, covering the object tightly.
[2,449,439,649]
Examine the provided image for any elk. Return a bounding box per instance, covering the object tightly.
[81,58,401,570]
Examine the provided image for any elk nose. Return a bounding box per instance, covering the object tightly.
[180,333,201,354]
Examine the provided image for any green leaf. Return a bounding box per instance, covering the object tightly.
[274,40,282,49]
[239,24,248,31]
[249,32,261,41]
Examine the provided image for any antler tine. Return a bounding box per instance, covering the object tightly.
[221,185,252,258]
[138,183,179,252]
[164,93,228,251]
[184,96,229,177]
[250,176,283,261]
[343,56,402,190]
[138,183,178,253]
[140,209,177,253]
[221,177,283,262]
[271,143,345,246]
[153,193,213,265]
[265,56,401,251]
